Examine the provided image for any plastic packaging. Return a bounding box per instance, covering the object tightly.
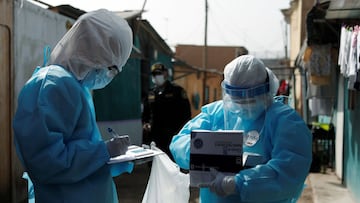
[142,146,190,203]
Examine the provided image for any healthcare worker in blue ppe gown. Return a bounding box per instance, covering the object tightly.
[170,55,312,203]
[13,9,134,203]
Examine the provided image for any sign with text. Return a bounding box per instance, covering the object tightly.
[190,130,243,187]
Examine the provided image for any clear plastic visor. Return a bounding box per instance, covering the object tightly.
[222,81,270,130]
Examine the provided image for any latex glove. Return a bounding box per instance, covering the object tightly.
[106,135,130,158]
[110,161,134,177]
[209,168,236,196]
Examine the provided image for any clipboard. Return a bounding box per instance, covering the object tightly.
[107,145,163,165]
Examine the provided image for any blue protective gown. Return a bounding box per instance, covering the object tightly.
[13,65,133,203]
[170,100,312,203]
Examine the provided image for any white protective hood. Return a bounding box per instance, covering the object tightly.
[49,9,133,80]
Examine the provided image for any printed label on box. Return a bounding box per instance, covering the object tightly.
[190,130,243,187]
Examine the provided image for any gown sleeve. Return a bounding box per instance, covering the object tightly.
[13,72,111,184]
[169,101,222,169]
[235,104,312,202]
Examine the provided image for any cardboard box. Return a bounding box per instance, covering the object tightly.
[190,130,243,187]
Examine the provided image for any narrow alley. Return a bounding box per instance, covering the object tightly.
[114,164,354,203]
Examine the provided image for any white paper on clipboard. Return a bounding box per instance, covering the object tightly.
[107,145,163,164]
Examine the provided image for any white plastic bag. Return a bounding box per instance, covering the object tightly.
[22,172,35,203]
[142,146,190,203]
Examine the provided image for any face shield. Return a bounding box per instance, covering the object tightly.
[222,55,279,131]
[222,81,271,131]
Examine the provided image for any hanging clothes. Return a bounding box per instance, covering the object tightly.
[338,24,360,90]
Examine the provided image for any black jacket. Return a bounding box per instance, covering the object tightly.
[142,80,191,155]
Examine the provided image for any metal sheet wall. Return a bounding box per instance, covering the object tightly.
[0,0,13,201]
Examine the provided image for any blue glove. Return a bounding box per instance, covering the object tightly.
[110,161,134,177]
[209,168,236,196]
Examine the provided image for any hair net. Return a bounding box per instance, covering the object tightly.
[223,55,279,96]
[49,9,133,80]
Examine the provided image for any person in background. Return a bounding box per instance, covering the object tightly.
[142,62,192,160]
[277,79,290,96]
[13,9,133,203]
[170,55,312,202]
[275,79,291,105]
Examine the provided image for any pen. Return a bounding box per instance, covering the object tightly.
[107,127,119,138]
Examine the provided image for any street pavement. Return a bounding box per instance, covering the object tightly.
[308,169,355,203]
[114,164,355,203]
[114,163,200,203]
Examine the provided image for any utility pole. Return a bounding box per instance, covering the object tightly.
[202,0,208,105]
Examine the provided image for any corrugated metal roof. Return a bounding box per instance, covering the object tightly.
[44,4,173,60]
[137,20,173,56]
[48,4,143,20]
[48,4,86,19]
[114,10,142,20]
[326,0,360,19]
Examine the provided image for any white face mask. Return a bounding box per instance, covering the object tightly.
[152,75,166,86]
[81,69,115,89]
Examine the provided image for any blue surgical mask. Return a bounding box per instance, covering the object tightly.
[81,69,115,90]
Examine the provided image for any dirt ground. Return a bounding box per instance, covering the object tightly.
[298,176,314,203]
[114,163,200,203]
[114,163,313,203]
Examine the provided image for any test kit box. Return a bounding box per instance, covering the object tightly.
[190,130,243,187]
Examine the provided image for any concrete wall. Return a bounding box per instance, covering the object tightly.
[174,45,233,116]
[174,65,222,117]
[14,1,74,99]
